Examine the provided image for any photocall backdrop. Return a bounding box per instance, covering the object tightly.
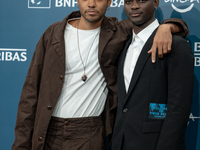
[0,0,200,149]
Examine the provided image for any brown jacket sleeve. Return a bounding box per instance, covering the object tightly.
[163,18,189,38]
[119,18,189,38]
[11,31,46,150]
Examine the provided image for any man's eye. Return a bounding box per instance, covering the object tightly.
[139,0,146,2]
[125,0,132,4]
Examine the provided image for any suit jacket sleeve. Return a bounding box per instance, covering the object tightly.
[163,18,189,38]
[119,18,189,38]
[11,31,47,149]
[156,36,194,150]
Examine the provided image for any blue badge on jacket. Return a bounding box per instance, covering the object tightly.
[149,103,167,119]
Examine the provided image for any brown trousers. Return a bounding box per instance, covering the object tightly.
[44,116,106,150]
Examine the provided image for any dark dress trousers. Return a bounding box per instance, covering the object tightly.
[112,28,194,150]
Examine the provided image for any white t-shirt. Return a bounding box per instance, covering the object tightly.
[52,20,108,118]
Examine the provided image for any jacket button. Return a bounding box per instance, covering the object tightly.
[59,75,64,80]
[65,121,70,126]
[123,108,128,113]
[47,106,52,110]
[38,137,43,141]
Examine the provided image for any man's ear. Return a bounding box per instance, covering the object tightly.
[107,0,112,7]
[154,0,159,9]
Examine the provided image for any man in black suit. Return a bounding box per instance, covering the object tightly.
[112,0,194,149]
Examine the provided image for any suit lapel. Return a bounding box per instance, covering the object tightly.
[118,38,132,101]
[51,16,69,66]
[51,11,82,66]
[98,17,116,60]
[124,29,158,104]
[52,38,65,65]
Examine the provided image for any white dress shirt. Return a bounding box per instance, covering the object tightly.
[123,19,159,92]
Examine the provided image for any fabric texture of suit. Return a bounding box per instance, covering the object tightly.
[112,28,194,150]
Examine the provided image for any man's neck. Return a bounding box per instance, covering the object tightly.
[133,18,156,35]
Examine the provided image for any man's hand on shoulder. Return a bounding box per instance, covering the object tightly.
[148,24,174,63]
[148,18,188,63]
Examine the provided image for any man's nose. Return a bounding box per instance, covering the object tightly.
[131,1,140,9]
[88,0,96,8]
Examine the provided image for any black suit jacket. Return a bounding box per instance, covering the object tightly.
[112,28,194,150]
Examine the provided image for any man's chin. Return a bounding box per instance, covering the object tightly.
[130,21,143,26]
[85,17,102,23]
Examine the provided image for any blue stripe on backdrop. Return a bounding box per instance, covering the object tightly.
[0,0,199,150]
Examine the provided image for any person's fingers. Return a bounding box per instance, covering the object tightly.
[167,40,172,53]
[158,45,163,59]
[163,44,168,55]
[150,45,156,63]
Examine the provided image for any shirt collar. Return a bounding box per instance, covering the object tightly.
[132,19,159,44]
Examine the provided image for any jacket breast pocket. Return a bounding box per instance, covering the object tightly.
[143,121,163,133]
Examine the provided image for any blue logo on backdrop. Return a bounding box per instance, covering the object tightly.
[28,0,124,8]
[0,48,27,62]
[110,0,124,7]
[55,0,77,7]
[188,113,200,125]
[194,42,200,66]
[55,0,124,7]
[164,0,199,13]
[28,0,51,9]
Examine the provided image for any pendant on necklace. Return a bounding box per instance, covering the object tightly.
[82,74,87,82]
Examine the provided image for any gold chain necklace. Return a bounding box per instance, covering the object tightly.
[76,20,100,82]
